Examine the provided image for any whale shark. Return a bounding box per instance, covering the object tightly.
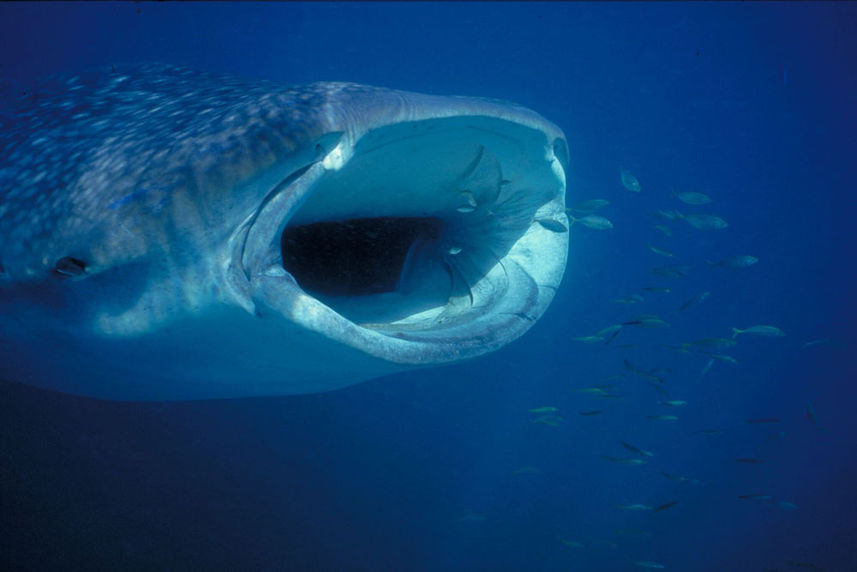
[0,64,568,400]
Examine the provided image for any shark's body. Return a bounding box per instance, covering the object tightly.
[0,64,568,400]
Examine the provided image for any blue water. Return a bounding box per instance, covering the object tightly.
[1,2,855,570]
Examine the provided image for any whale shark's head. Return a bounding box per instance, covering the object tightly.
[0,65,568,400]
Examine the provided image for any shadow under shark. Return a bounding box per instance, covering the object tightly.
[0,64,568,400]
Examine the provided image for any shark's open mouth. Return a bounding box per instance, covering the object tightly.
[242,114,568,365]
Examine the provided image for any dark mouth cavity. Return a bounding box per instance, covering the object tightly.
[281,216,443,297]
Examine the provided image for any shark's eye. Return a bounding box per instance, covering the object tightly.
[53,256,86,277]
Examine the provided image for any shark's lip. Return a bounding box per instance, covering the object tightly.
[232,99,569,366]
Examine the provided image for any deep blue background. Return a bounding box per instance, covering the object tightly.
[1,2,855,570]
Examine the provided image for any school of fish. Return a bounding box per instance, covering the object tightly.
[512,168,824,570]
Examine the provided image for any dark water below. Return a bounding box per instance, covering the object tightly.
[1,3,855,570]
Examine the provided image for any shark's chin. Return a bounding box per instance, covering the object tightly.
[243,115,568,365]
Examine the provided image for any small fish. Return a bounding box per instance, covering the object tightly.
[574,386,612,395]
[602,455,647,466]
[528,406,559,414]
[698,351,738,364]
[648,415,678,422]
[651,265,691,278]
[571,335,605,343]
[653,224,673,237]
[530,414,563,427]
[778,501,799,510]
[620,168,641,192]
[633,561,665,569]
[671,189,712,205]
[653,209,681,221]
[601,325,624,345]
[648,245,674,258]
[456,190,478,213]
[663,344,691,354]
[652,501,679,512]
[708,255,758,269]
[569,214,614,230]
[569,198,610,213]
[679,291,710,312]
[596,324,624,338]
[621,441,654,457]
[623,359,666,384]
[535,217,569,233]
[447,246,463,255]
[689,338,736,348]
[639,317,670,328]
[745,418,781,424]
[641,286,671,293]
[802,338,831,349]
[624,315,670,329]
[731,325,786,339]
[579,410,603,416]
[738,494,773,501]
[512,466,542,475]
[613,294,645,304]
[616,504,653,511]
[679,212,728,230]
[559,539,585,548]
[735,457,765,464]
[659,400,687,407]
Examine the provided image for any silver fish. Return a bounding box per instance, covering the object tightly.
[671,190,712,205]
[620,169,642,192]
[570,214,614,230]
[709,255,758,269]
[651,265,691,278]
[732,325,786,339]
[680,213,728,230]
[648,245,674,258]
[612,294,645,304]
[535,217,569,233]
[653,224,673,237]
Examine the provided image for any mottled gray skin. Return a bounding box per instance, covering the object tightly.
[1,64,346,279]
[0,64,568,400]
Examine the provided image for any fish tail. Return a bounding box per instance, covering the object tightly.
[731,327,742,339]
